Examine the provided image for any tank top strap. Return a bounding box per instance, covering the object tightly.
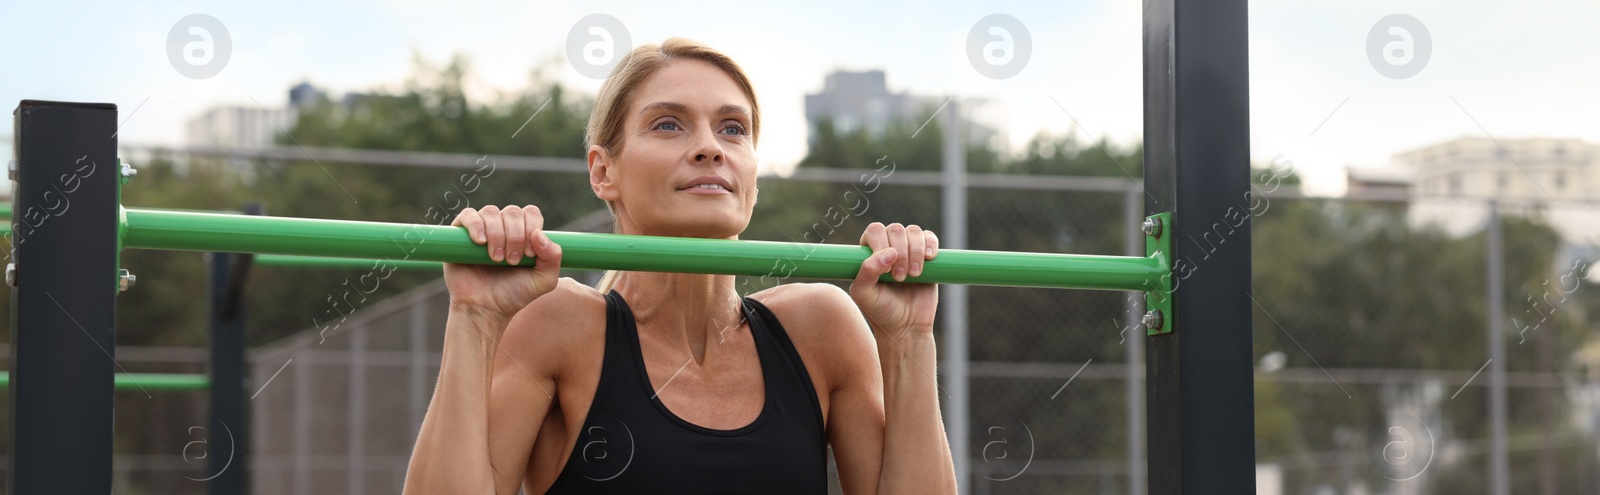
[545,291,829,494]
[598,289,653,410]
[741,296,827,445]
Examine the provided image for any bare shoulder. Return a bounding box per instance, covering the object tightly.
[499,277,608,376]
[750,283,878,389]
[750,282,863,333]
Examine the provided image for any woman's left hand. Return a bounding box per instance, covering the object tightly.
[850,222,940,338]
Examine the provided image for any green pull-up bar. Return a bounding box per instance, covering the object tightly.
[0,371,208,391]
[2,207,439,270]
[118,207,1174,293]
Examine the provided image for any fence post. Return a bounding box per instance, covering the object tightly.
[411,294,428,445]
[1485,200,1509,495]
[294,349,311,495]
[941,98,971,493]
[1123,183,1146,495]
[349,324,368,494]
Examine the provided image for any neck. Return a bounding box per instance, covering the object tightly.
[613,271,745,364]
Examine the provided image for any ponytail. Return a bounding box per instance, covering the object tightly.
[596,270,619,293]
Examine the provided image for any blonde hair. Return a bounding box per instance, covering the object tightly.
[589,38,761,293]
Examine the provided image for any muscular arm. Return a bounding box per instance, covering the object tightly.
[766,283,957,495]
[869,327,954,494]
[405,283,572,495]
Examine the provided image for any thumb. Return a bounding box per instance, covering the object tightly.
[850,247,898,304]
[530,235,564,288]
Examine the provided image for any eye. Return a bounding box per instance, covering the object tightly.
[651,119,682,132]
[720,122,748,136]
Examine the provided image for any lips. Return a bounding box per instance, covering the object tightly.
[677,175,735,193]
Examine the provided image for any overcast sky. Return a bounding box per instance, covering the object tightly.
[3,0,1597,195]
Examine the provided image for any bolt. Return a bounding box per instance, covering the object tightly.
[118,269,136,292]
[8,160,16,181]
[5,263,14,287]
[120,161,137,184]
[1142,309,1164,330]
[1141,217,1163,238]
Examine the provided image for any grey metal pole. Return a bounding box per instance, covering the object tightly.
[294,350,311,495]
[941,99,971,494]
[411,296,428,446]
[349,324,368,494]
[1486,200,1509,495]
[1124,184,1146,495]
[251,361,266,493]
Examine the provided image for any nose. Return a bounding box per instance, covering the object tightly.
[691,130,723,164]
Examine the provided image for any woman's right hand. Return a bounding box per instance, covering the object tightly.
[444,205,564,324]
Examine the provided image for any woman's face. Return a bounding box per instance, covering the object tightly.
[590,59,758,239]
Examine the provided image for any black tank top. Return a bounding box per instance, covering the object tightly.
[543,290,829,494]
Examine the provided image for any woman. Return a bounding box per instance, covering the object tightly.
[404,38,957,494]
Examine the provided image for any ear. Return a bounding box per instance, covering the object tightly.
[588,144,621,201]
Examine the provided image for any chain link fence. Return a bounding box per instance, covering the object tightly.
[5,152,1599,495]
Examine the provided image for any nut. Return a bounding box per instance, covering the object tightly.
[1141,309,1164,330]
[1141,217,1163,238]
[118,269,136,292]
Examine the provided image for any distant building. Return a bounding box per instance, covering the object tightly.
[1345,166,1413,198]
[288,82,325,110]
[185,105,291,150]
[1391,137,1600,252]
[803,69,1000,149]
[1399,137,1595,201]
[186,82,332,149]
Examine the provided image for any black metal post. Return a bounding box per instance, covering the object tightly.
[1143,0,1255,492]
[8,100,119,494]
[209,203,258,494]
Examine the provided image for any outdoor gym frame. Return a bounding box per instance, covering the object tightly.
[7,0,1252,492]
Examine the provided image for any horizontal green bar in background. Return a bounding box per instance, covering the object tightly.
[253,254,443,270]
[0,224,442,269]
[120,207,1162,290]
[0,371,209,391]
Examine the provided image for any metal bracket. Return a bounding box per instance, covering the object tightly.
[115,158,128,294]
[1144,212,1174,335]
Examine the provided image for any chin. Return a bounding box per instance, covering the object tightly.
[657,213,749,239]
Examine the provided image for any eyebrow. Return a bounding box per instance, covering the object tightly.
[638,101,751,120]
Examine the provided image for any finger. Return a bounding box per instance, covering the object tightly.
[522,205,544,260]
[481,205,505,262]
[886,223,908,282]
[925,230,940,260]
[527,205,562,290]
[906,225,926,278]
[454,207,486,244]
[849,247,898,308]
[502,205,526,266]
[536,241,563,287]
[532,232,563,283]
[859,222,889,252]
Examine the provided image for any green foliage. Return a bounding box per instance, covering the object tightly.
[4,50,1588,492]
[1010,132,1144,178]
[243,54,600,346]
[1249,200,1576,490]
